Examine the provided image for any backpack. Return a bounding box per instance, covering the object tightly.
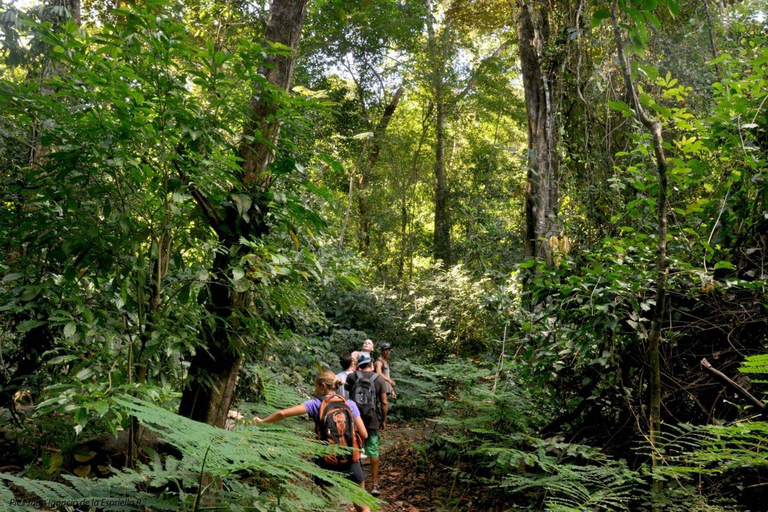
[351,371,379,428]
[315,394,361,468]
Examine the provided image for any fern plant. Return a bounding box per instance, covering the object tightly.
[501,462,641,512]
[1,394,377,511]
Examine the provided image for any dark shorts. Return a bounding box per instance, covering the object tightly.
[314,460,366,485]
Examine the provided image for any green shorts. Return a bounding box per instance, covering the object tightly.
[364,433,380,458]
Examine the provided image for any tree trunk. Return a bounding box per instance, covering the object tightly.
[611,2,668,507]
[178,0,308,428]
[356,86,405,253]
[240,0,309,186]
[518,0,559,267]
[433,89,451,264]
[425,0,452,265]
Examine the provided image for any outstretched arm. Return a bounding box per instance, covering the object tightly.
[253,403,307,424]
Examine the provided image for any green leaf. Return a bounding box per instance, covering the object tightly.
[714,261,736,270]
[609,101,634,117]
[47,453,64,474]
[17,319,45,332]
[93,401,109,417]
[76,367,95,380]
[231,193,252,216]
[48,355,78,365]
[667,0,679,15]
[63,322,77,338]
[2,272,24,283]
[592,9,611,28]
[20,286,41,301]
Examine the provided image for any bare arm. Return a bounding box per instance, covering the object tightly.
[253,403,307,424]
[375,360,395,386]
[354,415,368,441]
[380,392,388,428]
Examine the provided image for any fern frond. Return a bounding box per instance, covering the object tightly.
[112,395,376,509]
[739,353,768,375]
[2,395,377,511]
[501,462,641,511]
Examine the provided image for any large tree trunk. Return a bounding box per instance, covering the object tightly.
[178,0,308,428]
[518,0,559,266]
[240,0,308,185]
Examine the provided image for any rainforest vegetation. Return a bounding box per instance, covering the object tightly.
[0,0,767,510]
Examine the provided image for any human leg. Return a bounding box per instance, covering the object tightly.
[354,480,371,512]
[371,456,380,489]
[364,433,381,494]
[348,462,371,512]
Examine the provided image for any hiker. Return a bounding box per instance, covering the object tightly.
[346,353,388,496]
[375,343,396,400]
[336,353,355,399]
[360,339,374,359]
[253,371,371,512]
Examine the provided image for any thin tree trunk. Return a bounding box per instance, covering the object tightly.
[611,3,668,507]
[702,0,721,77]
[179,0,308,428]
[425,0,452,265]
[356,86,405,253]
[433,86,451,265]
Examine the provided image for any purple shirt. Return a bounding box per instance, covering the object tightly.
[303,395,360,423]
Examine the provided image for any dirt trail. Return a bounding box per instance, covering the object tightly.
[361,421,436,512]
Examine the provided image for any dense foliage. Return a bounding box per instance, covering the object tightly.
[0,0,766,510]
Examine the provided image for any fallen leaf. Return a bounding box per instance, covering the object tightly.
[74,451,96,463]
[74,465,91,477]
[47,453,63,474]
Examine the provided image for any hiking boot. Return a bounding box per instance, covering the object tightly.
[370,485,380,496]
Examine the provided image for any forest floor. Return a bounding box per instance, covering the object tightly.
[354,421,447,512]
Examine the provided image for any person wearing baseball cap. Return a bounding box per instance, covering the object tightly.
[346,351,388,496]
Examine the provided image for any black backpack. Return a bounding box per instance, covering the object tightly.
[315,394,361,468]
[351,371,379,428]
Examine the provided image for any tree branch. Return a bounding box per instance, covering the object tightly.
[701,358,768,416]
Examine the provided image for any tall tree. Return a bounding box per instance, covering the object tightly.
[425,0,452,265]
[178,0,309,427]
[517,0,561,267]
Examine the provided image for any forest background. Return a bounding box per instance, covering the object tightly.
[0,0,766,510]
